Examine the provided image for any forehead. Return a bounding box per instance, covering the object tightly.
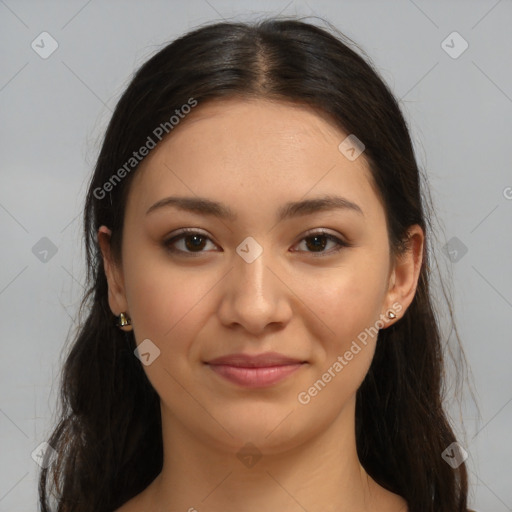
[127,97,383,223]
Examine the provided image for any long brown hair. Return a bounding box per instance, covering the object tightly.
[39,17,469,512]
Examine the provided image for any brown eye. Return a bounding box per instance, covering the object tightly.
[163,228,350,257]
[164,229,218,255]
[293,231,350,256]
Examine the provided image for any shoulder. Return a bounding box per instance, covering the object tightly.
[112,496,141,512]
[113,487,155,512]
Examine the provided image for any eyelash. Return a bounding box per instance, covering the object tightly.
[163,228,351,257]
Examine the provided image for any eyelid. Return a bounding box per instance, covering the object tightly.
[291,228,351,257]
[163,227,220,253]
[163,227,351,256]
[299,227,349,244]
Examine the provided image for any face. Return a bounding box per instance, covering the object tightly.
[100,97,422,455]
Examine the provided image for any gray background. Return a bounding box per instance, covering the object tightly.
[1,0,511,510]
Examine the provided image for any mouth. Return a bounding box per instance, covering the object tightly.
[204,352,307,388]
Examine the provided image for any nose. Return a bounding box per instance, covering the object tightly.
[217,243,293,335]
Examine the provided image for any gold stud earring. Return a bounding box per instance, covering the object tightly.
[116,312,133,331]
[386,310,397,319]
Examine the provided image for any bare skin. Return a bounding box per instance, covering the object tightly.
[101,97,422,512]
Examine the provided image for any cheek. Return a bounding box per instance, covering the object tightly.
[316,257,388,350]
[121,251,215,398]
[126,259,211,344]
[296,271,384,412]
[120,239,178,334]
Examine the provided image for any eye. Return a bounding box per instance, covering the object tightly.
[164,228,219,256]
[163,228,351,257]
[292,230,350,256]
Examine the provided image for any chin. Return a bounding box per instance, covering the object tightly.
[200,406,322,455]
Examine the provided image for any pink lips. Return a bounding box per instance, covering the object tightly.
[205,352,306,388]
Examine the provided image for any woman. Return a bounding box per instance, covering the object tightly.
[39,17,472,512]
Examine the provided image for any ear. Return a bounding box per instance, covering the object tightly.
[97,225,128,316]
[382,224,424,325]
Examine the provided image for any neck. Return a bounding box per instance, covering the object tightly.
[143,395,403,512]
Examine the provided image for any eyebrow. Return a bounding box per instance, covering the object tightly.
[145,194,364,220]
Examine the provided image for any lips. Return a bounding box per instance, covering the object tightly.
[206,352,305,367]
[205,352,306,388]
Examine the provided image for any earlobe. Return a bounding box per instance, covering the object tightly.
[383,224,424,324]
[97,225,128,315]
